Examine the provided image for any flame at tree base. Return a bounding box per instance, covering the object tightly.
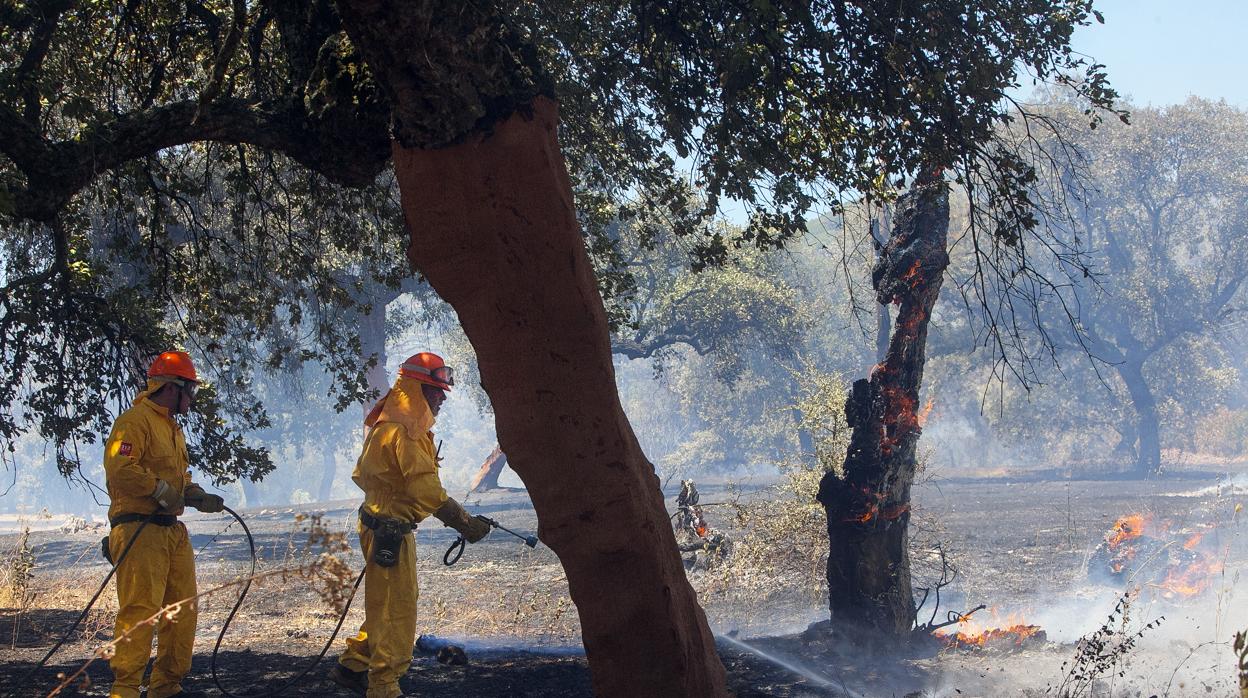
[936,624,1047,651]
[933,608,1046,651]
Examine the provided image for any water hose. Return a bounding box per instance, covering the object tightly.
[207,505,364,698]
[443,517,539,567]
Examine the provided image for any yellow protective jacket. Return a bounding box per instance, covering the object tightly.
[353,376,449,523]
[104,387,192,521]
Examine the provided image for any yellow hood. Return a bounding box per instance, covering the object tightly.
[364,376,434,439]
[133,377,175,413]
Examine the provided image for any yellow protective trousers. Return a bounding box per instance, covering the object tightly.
[108,521,197,698]
[339,525,418,698]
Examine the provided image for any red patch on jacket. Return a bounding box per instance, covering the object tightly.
[118,442,133,456]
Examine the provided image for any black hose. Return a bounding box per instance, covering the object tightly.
[443,536,466,566]
[1,519,150,698]
[208,505,365,698]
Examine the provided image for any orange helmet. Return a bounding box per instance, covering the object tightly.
[399,352,453,391]
[148,351,198,382]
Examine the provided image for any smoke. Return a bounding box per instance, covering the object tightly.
[921,411,1026,475]
[1166,472,1248,499]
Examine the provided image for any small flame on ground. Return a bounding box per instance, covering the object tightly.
[934,608,1044,650]
[1105,513,1150,548]
[1096,513,1225,599]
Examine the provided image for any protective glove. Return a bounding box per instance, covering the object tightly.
[433,497,491,543]
[184,484,225,513]
[151,479,184,511]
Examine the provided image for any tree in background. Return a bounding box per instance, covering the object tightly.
[1062,99,1248,475]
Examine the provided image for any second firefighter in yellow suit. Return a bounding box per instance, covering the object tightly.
[330,352,491,698]
[104,351,224,698]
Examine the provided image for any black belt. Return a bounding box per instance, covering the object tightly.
[110,513,178,527]
[358,507,415,534]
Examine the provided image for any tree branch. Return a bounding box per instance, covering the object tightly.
[9,97,388,221]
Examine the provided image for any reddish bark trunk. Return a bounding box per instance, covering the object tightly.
[390,97,727,697]
[817,173,950,638]
[468,445,509,493]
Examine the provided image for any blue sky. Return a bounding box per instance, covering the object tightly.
[1069,0,1247,108]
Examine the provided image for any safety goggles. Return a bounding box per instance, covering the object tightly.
[169,377,199,400]
[402,363,455,387]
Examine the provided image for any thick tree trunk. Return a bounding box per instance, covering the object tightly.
[390,97,726,697]
[1117,359,1162,476]
[816,174,949,639]
[468,445,509,493]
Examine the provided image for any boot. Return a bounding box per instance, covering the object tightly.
[328,664,368,696]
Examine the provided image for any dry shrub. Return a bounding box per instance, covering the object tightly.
[1049,591,1163,698]
[2,526,37,648]
[295,513,356,614]
[0,526,35,607]
[694,368,847,616]
[1191,407,1248,458]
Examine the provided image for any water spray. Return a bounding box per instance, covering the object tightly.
[716,632,864,698]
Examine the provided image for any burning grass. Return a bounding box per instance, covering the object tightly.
[933,608,1046,652]
[1089,510,1228,599]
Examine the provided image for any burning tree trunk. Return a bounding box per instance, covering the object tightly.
[468,445,509,493]
[389,97,726,697]
[816,172,949,638]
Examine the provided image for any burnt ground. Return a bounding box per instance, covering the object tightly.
[1,464,1246,697]
[0,638,832,698]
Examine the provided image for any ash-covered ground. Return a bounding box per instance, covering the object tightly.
[1,465,1245,697]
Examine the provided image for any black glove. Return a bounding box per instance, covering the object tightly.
[434,498,491,543]
[184,484,225,513]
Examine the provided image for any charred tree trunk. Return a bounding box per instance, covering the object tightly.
[390,98,726,697]
[1116,359,1162,476]
[816,173,949,639]
[468,445,509,493]
[872,207,893,363]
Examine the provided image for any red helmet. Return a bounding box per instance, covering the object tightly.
[148,351,198,382]
[399,352,453,391]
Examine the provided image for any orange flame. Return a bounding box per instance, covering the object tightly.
[1106,513,1149,548]
[842,488,909,523]
[1158,557,1224,598]
[1098,514,1225,598]
[939,624,1044,649]
[901,260,924,290]
[917,398,935,426]
[934,608,1044,650]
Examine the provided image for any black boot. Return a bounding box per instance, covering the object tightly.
[328,664,368,696]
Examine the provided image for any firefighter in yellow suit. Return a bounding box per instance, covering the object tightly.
[329,352,491,698]
[104,351,224,698]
